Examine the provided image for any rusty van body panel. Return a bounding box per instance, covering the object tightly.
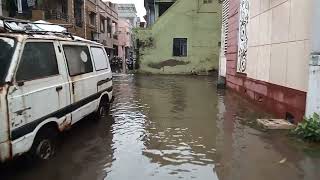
[0,33,113,162]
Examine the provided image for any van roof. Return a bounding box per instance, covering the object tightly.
[0,33,103,46]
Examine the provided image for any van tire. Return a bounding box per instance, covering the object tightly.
[30,127,57,161]
[95,99,110,120]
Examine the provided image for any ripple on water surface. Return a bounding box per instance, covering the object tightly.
[105,75,220,180]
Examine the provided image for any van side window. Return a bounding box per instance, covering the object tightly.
[91,47,109,71]
[63,45,93,76]
[16,42,59,82]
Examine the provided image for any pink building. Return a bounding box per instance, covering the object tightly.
[118,19,133,65]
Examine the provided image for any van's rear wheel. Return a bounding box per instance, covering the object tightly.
[31,128,57,161]
[95,99,110,120]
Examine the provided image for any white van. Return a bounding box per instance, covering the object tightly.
[0,32,113,162]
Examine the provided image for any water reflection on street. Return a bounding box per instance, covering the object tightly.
[2,74,320,180]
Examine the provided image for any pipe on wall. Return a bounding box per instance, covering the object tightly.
[0,0,2,16]
[84,0,87,39]
[306,0,320,117]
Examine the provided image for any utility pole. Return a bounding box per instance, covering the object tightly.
[122,46,126,73]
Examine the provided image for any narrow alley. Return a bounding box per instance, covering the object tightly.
[1,74,320,180]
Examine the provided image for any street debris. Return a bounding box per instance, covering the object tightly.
[279,158,287,164]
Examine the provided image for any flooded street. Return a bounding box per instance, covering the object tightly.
[2,74,320,180]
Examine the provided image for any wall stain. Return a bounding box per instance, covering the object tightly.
[148,59,190,69]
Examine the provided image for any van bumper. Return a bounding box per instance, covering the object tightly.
[0,141,11,162]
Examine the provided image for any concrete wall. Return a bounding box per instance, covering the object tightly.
[245,0,312,92]
[136,0,221,74]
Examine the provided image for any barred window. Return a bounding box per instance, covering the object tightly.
[173,38,187,57]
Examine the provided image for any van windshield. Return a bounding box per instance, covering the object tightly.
[0,37,16,85]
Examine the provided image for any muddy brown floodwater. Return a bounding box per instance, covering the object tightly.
[2,74,320,180]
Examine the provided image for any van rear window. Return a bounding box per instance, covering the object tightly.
[63,45,93,76]
[0,37,16,85]
[91,47,109,71]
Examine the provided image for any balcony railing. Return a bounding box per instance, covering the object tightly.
[45,10,69,22]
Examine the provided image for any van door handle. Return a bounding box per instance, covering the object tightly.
[56,86,63,91]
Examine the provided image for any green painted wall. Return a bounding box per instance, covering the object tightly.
[135,0,221,74]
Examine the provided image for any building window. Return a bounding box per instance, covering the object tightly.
[63,45,93,76]
[16,42,59,82]
[89,12,96,26]
[204,0,213,4]
[100,17,105,32]
[74,0,83,27]
[173,38,187,57]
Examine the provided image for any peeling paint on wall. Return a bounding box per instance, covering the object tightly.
[148,59,190,69]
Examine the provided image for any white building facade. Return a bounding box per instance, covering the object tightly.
[117,4,139,27]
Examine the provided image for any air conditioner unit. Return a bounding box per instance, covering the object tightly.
[311,55,320,66]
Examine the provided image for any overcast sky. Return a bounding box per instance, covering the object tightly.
[109,0,146,21]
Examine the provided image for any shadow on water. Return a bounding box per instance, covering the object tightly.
[1,74,320,180]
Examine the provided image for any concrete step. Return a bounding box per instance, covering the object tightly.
[257,119,296,130]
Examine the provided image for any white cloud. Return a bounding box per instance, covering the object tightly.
[108,0,146,21]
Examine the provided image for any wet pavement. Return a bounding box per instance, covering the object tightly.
[2,74,320,180]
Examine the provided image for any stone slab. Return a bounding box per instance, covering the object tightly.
[257,119,296,130]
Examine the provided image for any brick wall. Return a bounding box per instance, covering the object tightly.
[226,0,240,89]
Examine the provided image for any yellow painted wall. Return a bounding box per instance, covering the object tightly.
[135,0,222,74]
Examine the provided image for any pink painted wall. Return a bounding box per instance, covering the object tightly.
[118,19,132,60]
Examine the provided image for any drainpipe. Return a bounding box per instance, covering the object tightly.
[306,0,320,117]
[17,0,23,14]
[154,0,156,22]
[95,0,98,41]
[84,0,87,39]
[197,0,200,13]
[0,0,2,16]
